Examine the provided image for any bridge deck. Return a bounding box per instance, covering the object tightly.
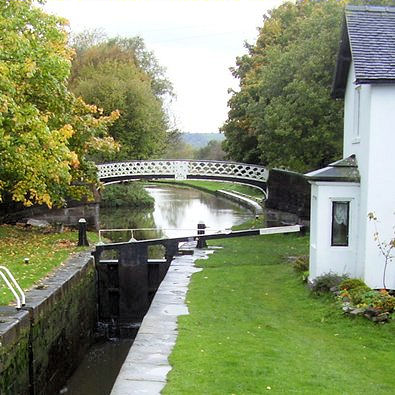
[97,159,268,193]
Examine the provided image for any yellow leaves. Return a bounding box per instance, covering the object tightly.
[85,136,120,153]
[109,109,121,121]
[39,193,52,208]
[24,58,37,78]
[0,96,9,113]
[59,124,74,139]
[69,151,80,169]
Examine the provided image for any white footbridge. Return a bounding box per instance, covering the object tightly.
[97,160,268,195]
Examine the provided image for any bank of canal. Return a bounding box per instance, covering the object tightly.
[64,183,256,394]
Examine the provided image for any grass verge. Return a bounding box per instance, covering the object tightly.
[0,225,98,306]
[163,232,395,394]
[151,180,264,200]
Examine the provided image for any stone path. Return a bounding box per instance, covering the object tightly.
[110,244,213,395]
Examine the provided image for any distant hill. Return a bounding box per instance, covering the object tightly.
[181,133,225,148]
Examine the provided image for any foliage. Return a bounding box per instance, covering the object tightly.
[71,32,173,99]
[341,286,395,314]
[339,278,368,291]
[0,225,98,306]
[222,0,346,172]
[69,32,173,161]
[164,233,395,394]
[292,255,309,273]
[181,133,225,149]
[0,1,119,209]
[359,290,395,313]
[346,285,372,305]
[162,131,195,159]
[311,272,348,294]
[100,182,154,208]
[194,140,225,160]
[163,134,226,160]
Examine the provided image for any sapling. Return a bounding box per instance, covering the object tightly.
[368,212,395,290]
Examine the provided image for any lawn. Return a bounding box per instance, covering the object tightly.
[0,225,98,306]
[163,232,395,394]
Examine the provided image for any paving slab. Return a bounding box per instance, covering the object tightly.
[110,246,209,395]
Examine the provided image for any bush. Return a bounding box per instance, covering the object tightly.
[348,285,372,305]
[311,273,348,294]
[339,278,367,291]
[359,290,395,313]
[100,182,154,208]
[302,270,309,283]
[292,255,309,273]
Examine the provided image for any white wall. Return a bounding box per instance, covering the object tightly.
[343,61,371,165]
[309,181,360,281]
[342,66,395,289]
[362,85,395,289]
[310,62,395,288]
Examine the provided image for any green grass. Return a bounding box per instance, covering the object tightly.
[0,225,98,306]
[163,233,395,394]
[152,180,264,200]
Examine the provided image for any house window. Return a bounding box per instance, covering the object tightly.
[353,85,361,138]
[331,201,350,246]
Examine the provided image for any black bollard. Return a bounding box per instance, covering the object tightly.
[197,221,207,248]
[78,218,89,246]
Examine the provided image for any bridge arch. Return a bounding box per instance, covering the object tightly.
[97,160,268,197]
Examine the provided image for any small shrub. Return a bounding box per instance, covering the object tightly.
[311,273,348,294]
[302,270,309,283]
[348,285,371,305]
[100,182,154,208]
[292,255,309,272]
[339,278,367,291]
[359,290,395,313]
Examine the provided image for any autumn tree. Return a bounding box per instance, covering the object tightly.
[69,33,173,160]
[0,0,119,209]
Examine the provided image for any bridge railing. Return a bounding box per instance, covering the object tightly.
[97,159,269,184]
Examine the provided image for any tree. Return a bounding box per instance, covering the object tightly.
[222,0,345,172]
[162,131,196,159]
[70,33,173,99]
[195,140,225,161]
[0,1,119,208]
[69,33,174,160]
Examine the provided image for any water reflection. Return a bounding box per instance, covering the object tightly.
[100,206,163,242]
[99,184,253,239]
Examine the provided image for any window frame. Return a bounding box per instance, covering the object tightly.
[353,84,361,141]
[331,201,350,247]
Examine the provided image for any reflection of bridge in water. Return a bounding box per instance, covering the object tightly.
[97,159,268,195]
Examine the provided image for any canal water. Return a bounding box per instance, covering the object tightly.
[62,184,253,395]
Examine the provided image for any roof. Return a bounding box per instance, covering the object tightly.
[332,5,395,98]
[305,155,360,183]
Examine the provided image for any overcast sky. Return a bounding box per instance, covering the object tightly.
[43,0,285,133]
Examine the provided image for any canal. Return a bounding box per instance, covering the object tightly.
[62,183,254,395]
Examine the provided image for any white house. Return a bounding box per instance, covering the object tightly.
[306,5,395,289]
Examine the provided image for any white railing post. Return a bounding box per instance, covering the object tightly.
[0,266,25,309]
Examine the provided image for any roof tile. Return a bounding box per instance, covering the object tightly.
[346,5,395,82]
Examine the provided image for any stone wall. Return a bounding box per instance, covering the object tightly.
[265,168,311,221]
[0,203,100,230]
[0,252,97,395]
